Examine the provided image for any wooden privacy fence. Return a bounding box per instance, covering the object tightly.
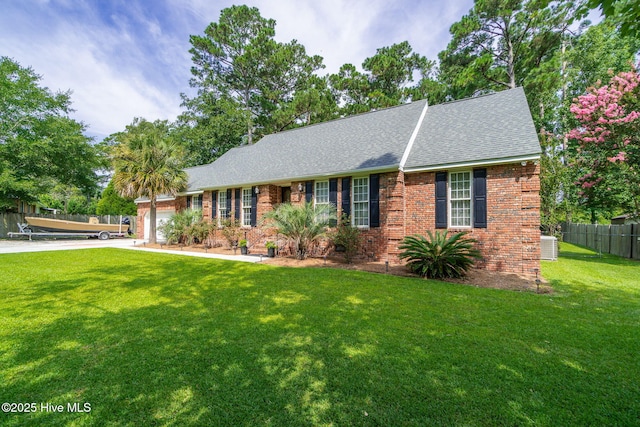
[0,213,137,238]
[561,222,640,260]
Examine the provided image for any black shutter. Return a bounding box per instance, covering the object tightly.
[341,177,351,217]
[211,191,217,219]
[186,196,191,209]
[473,168,487,228]
[329,179,338,226]
[305,181,314,203]
[234,189,241,221]
[226,189,232,219]
[369,174,380,228]
[250,187,258,226]
[435,172,448,229]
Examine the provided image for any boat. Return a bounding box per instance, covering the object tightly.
[25,217,129,234]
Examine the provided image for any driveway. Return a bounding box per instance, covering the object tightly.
[0,237,261,263]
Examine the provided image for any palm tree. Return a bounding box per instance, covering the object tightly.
[112,118,187,244]
[263,202,337,259]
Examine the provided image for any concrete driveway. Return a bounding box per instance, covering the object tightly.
[0,237,261,263]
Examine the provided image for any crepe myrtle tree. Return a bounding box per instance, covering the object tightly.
[568,66,640,220]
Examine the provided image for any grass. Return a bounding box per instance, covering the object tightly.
[0,243,638,426]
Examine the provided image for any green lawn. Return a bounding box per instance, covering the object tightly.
[0,243,638,426]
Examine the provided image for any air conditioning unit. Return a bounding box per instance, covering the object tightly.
[540,235,558,261]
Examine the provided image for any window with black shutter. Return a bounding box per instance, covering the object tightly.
[329,179,338,226]
[341,177,351,218]
[473,169,487,228]
[369,174,380,228]
[435,172,447,228]
[305,181,313,203]
[234,189,241,221]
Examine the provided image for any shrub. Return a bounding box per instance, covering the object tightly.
[263,202,337,259]
[331,214,361,263]
[158,210,203,245]
[398,230,482,279]
[186,221,214,246]
[220,217,241,247]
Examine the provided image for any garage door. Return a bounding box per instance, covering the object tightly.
[143,210,175,242]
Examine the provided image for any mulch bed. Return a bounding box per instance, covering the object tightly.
[138,243,551,293]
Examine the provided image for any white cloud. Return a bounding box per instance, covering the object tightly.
[2,0,474,141]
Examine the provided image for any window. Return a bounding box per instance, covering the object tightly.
[315,181,329,206]
[449,171,471,227]
[352,177,369,227]
[242,188,252,226]
[218,191,228,225]
[190,194,202,211]
[315,180,330,221]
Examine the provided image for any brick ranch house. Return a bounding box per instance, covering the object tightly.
[136,87,542,275]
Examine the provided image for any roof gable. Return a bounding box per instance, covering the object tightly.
[404,87,540,170]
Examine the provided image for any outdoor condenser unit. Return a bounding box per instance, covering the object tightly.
[540,235,558,261]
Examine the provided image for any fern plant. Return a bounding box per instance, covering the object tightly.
[398,230,482,279]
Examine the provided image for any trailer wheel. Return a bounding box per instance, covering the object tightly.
[98,231,110,240]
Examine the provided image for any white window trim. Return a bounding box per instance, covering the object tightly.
[314,180,329,207]
[448,170,473,228]
[352,176,370,228]
[190,194,203,211]
[241,188,252,227]
[217,190,228,227]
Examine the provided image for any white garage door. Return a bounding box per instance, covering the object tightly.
[143,210,175,242]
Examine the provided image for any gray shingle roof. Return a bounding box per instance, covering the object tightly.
[404,87,540,170]
[185,87,540,191]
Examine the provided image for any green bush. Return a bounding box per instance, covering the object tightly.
[263,202,337,259]
[331,214,361,263]
[220,217,241,247]
[398,230,482,279]
[159,209,204,245]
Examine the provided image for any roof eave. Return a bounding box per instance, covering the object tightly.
[197,165,401,191]
[401,154,541,173]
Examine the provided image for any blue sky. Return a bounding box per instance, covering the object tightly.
[1,0,476,141]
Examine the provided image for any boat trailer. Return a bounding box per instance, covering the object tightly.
[8,223,129,241]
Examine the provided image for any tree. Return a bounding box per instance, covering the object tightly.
[96,180,137,216]
[587,0,640,37]
[567,67,640,219]
[111,118,188,244]
[330,41,443,115]
[538,20,640,228]
[0,57,99,211]
[438,0,580,99]
[186,5,324,149]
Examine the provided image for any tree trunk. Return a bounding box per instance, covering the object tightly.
[149,197,157,244]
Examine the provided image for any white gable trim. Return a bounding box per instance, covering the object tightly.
[399,100,429,171]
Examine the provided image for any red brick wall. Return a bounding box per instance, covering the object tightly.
[135,163,541,275]
[135,199,182,239]
[403,163,541,275]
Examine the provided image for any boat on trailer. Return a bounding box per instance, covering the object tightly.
[9,217,131,240]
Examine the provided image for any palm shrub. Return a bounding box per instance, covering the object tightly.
[398,230,482,279]
[158,209,202,245]
[263,202,337,260]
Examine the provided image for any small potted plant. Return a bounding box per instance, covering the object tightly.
[265,241,277,257]
[239,239,248,255]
